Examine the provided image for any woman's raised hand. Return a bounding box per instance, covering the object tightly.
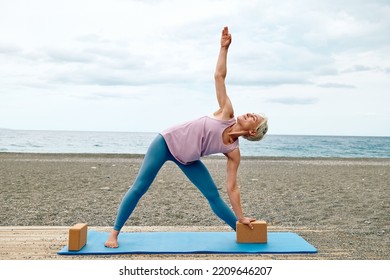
[220,26,232,49]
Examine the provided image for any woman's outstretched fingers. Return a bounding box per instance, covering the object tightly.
[223,26,228,34]
[239,217,256,229]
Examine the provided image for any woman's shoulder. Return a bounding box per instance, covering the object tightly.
[224,147,241,162]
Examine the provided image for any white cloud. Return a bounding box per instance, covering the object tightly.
[317,83,355,89]
[266,97,319,105]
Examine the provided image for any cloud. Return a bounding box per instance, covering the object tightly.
[341,65,375,73]
[317,83,356,89]
[83,91,129,100]
[341,64,390,74]
[0,44,22,55]
[2,0,388,90]
[266,97,319,105]
[45,49,96,64]
[229,72,312,87]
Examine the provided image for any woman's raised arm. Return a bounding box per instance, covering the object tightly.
[214,26,234,120]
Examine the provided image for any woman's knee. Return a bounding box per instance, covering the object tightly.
[205,189,223,205]
[129,178,150,198]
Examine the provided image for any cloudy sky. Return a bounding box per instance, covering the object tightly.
[1,0,389,136]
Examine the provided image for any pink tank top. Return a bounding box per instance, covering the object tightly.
[161,116,239,165]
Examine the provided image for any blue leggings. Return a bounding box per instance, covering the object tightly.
[113,134,237,231]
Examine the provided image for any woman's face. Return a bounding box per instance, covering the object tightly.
[237,113,262,131]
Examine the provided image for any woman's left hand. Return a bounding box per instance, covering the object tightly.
[220,26,232,49]
[239,217,256,229]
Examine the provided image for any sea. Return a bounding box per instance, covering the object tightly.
[1,129,389,158]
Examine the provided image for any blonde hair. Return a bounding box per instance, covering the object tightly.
[244,114,268,141]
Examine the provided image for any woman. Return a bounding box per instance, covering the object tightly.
[105,26,268,248]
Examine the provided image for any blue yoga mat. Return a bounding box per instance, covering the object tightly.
[58,231,317,255]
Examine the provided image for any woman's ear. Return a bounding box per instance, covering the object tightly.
[248,130,257,136]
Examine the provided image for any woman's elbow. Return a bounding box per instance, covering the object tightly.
[227,183,239,195]
[214,72,226,81]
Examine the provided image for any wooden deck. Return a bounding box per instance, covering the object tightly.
[0,226,352,260]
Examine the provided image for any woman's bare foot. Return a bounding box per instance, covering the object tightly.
[104,229,119,248]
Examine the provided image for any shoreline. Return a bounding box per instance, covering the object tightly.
[2,152,390,161]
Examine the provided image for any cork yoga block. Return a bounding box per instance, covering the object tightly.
[236,220,267,243]
[68,223,88,251]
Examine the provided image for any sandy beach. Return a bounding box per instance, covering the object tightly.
[0,152,389,259]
